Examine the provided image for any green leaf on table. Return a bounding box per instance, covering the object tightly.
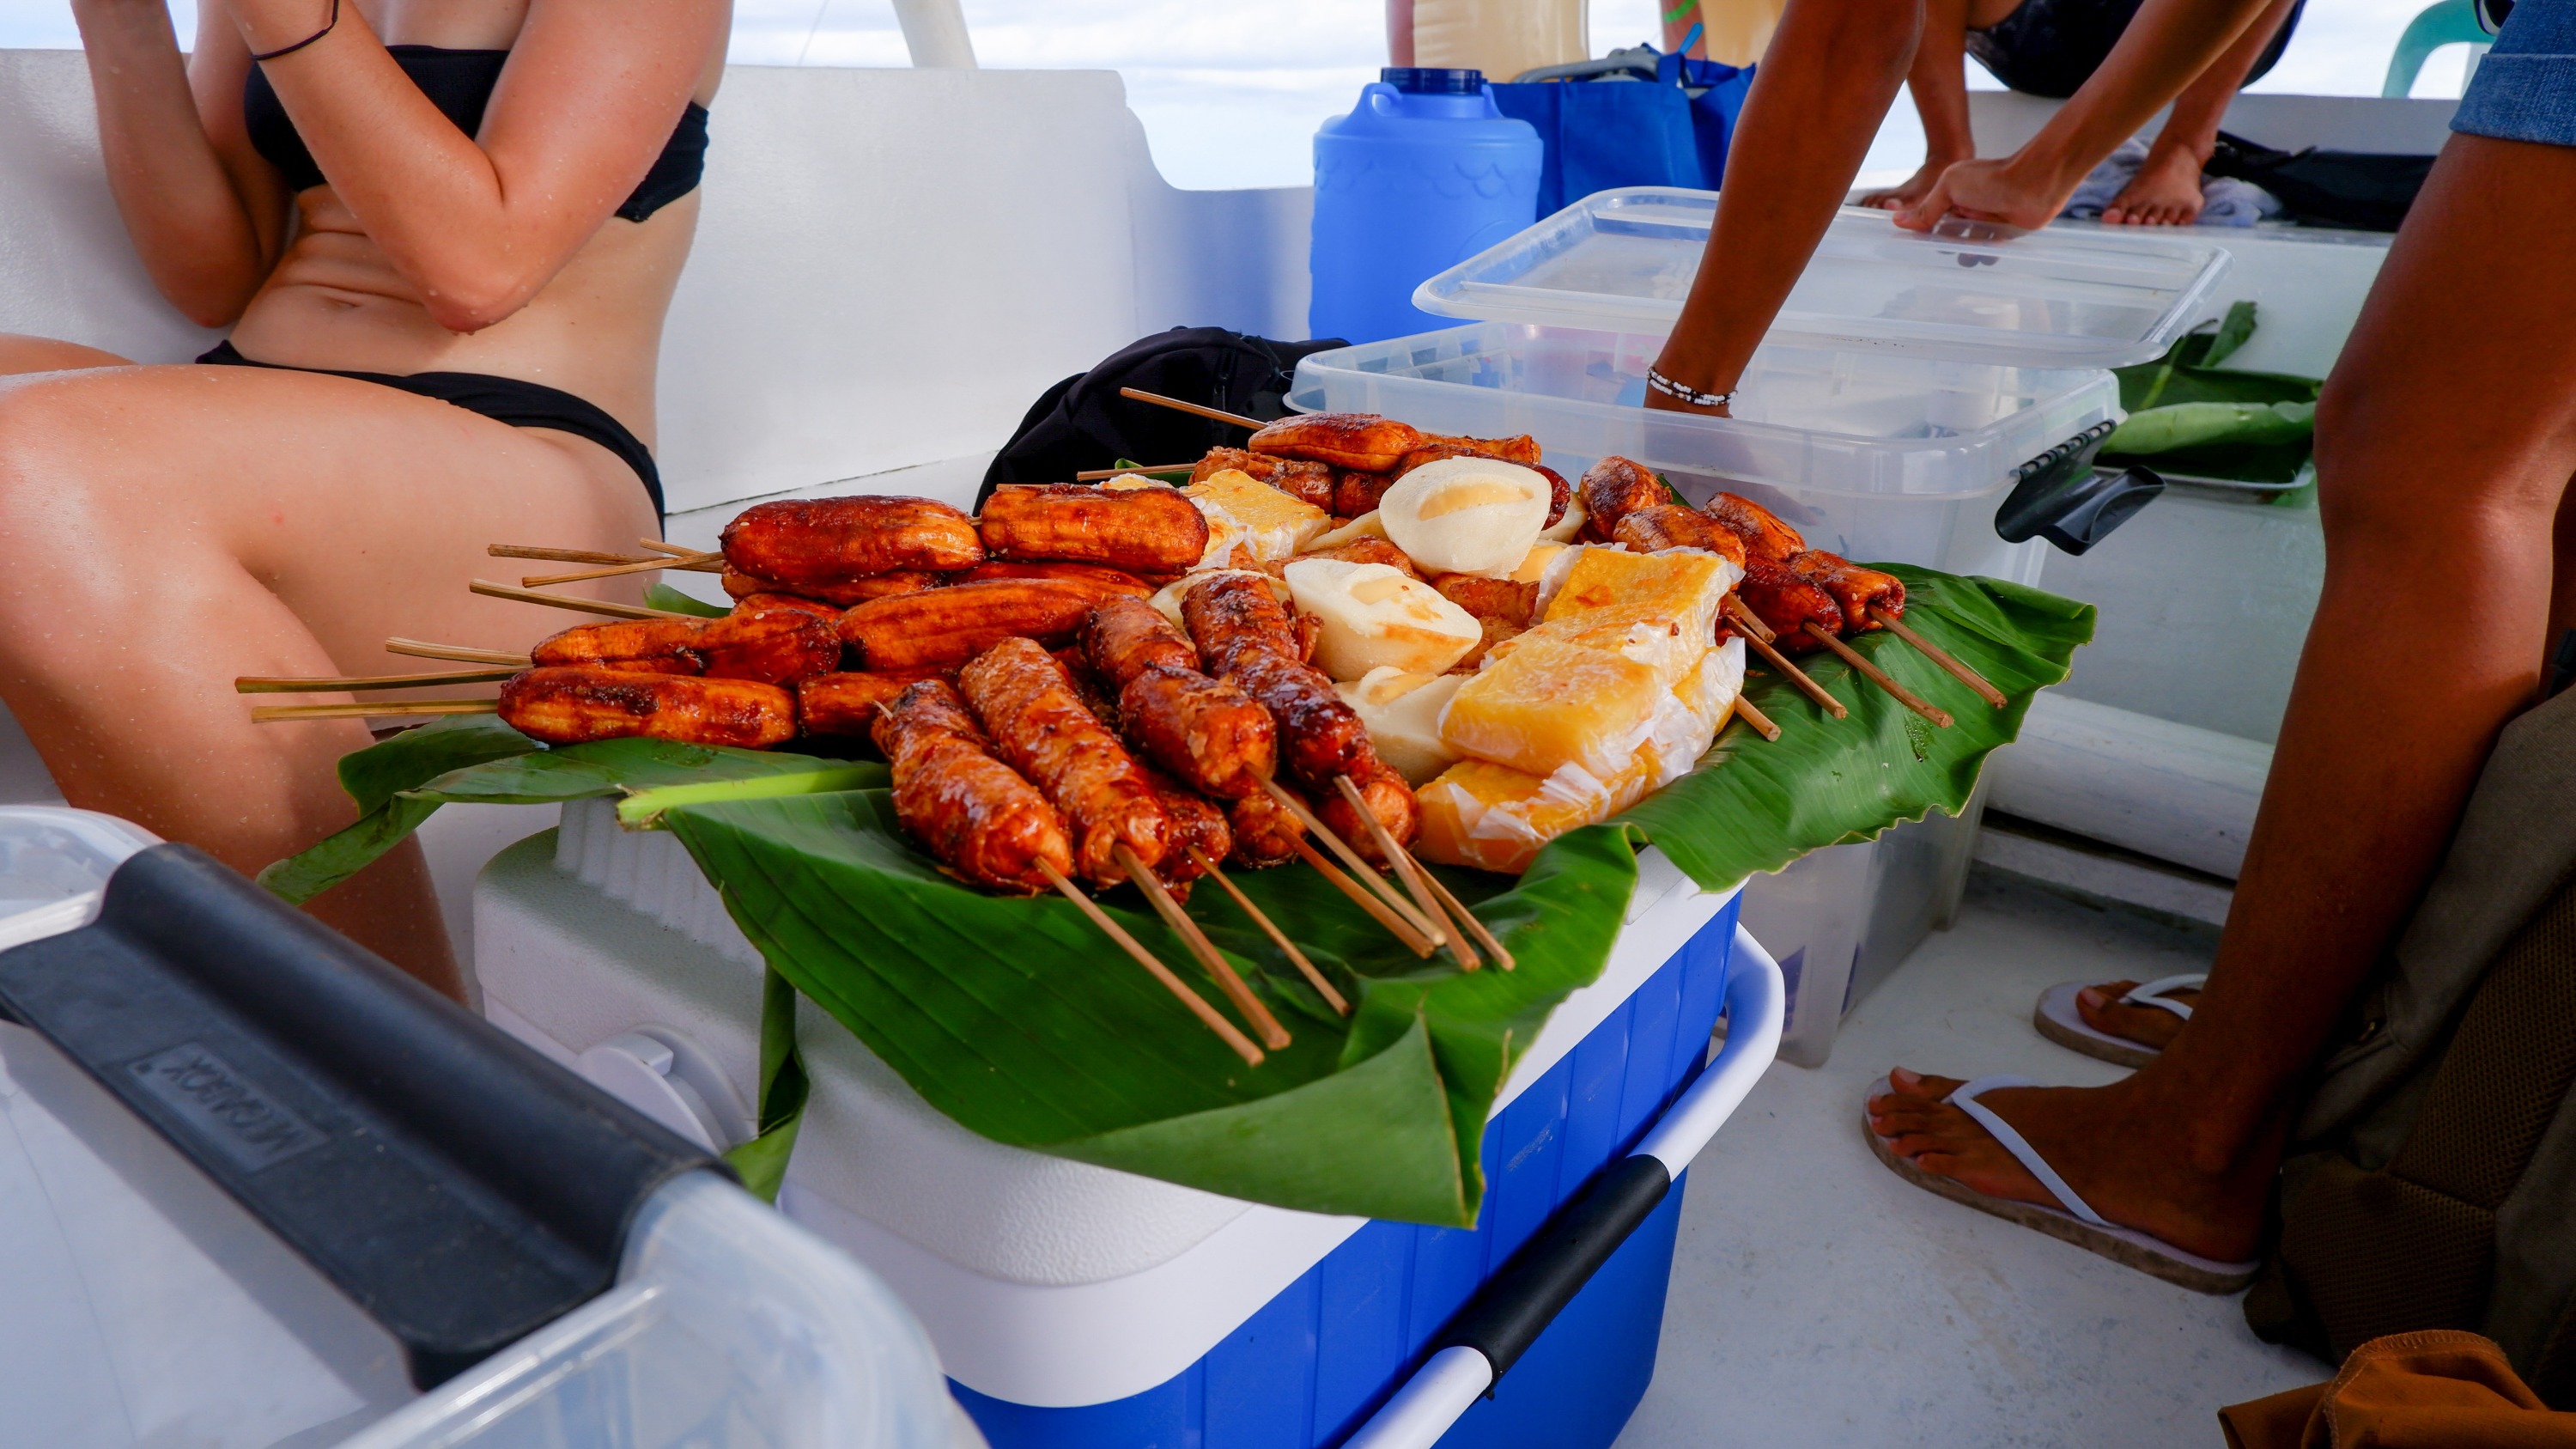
[258,731,884,904]
[645,581,730,618]
[1618,568,2093,891]
[2201,299,2259,368]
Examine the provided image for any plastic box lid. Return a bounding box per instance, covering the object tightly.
[1413,187,2232,369]
[0,807,956,1449]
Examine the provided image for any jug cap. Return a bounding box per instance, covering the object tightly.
[1381,67,1485,94]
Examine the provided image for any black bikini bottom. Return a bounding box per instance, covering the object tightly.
[196,340,664,515]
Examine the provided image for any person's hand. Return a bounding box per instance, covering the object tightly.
[1893,154,2081,233]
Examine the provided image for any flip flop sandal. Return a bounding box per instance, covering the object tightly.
[2032,972,2203,1068]
[1862,1073,2258,1294]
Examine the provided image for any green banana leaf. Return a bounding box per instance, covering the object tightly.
[645,581,730,618]
[2105,301,2322,486]
[264,566,2091,1224]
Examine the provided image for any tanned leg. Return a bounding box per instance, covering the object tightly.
[1870,132,2576,1263]
[0,335,133,375]
[2103,0,2299,224]
[0,363,659,1001]
[1861,0,2002,210]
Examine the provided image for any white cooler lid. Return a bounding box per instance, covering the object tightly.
[1413,187,2231,369]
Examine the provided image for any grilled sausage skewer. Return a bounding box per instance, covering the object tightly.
[1334,773,1477,971]
[1868,606,2007,707]
[1798,625,1953,727]
[239,667,519,692]
[521,552,723,588]
[1036,860,1265,1067]
[470,579,699,622]
[386,637,532,667]
[1114,843,1293,1050]
[1722,597,1848,720]
[253,700,500,722]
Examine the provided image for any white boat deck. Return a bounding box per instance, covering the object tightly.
[1621,868,2320,1448]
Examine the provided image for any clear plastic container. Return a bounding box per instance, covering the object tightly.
[1293,191,2226,1053]
[0,806,959,1449]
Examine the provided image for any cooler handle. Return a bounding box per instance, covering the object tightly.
[1995,422,2166,555]
[1340,926,1786,1449]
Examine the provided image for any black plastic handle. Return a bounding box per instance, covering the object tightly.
[0,844,721,1388]
[1433,1154,1674,1380]
[1995,421,2164,555]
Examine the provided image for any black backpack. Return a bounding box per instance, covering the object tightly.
[2204,131,2434,234]
[2245,686,2576,1402]
[975,327,1345,508]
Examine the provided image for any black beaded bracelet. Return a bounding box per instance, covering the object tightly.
[251,0,341,63]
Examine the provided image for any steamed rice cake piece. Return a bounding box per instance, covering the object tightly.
[1482,604,1699,689]
[1540,547,1740,644]
[1415,756,1657,874]
[1437,636,1663,780]
[1186,468,1332,563]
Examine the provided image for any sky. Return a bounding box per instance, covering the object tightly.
[5,0,2476,189]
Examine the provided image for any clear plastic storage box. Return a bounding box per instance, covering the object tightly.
[1291,188,2228,1062]
[0,806,958,1449]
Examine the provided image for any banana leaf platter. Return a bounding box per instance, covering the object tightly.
[265,565,2093,1226]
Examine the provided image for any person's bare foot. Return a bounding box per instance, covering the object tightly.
[1865,1067,2272,1263]
[2103,144,2207,225]
[2075,978,2200,1051]
[1860,158,1962,212]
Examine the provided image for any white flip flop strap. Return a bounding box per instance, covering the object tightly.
[1946,1075,2110,1227]
[2120,973,2206,1020]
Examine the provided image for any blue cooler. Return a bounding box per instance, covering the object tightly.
[472,807,1788,1449]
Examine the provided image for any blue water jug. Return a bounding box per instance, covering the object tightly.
[1310,69,1544,346]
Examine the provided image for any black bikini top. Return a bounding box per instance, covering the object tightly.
[243,46,708,222]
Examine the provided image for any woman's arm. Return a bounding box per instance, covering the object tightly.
[1647,0,1924,411]
[1892,0,2281,228]
[235,0,726,334]
[73,0,292,326]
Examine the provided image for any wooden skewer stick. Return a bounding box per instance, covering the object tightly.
[1414,858,1516,972]
[1261,777,1446,946]
[1801,624,1953,728]
[1868,606,2007,708]
[1731,694,1782,742]
[386,638,532,667]
[636,538,704,557]
[1291,838,1437,957]
[1189,845,1348,1016]
[1723,598,1847,720]
[238,668,520,693]
[252,700,499,722]
[1334,775,1475,971]
[470,580,699,621]
[490,545,654,565]
[1115,845,1293,1050]
[1118,387,1265,433]
[521,552,724,588]
[1037,860,1263,1067]
[1076,464,1195,481]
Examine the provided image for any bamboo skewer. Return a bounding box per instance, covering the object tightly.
[1415,861,1516,972]
[1039,861,1264,1066]
[470,580,698,621]
[1190,845,1348,1016]
[1291,838,1437,957]
[1262,778,1446,946]
[238,668,520,693]
[1116,845,1293,1050]
[1868,606,2007,708]
[490,545,653,565]
[253,700,499,722]
[386,638,532,667]
[1118,387,1266,433]
[636,538,702,557]
[1731,694,1782,743]
[1723,598,1847,720]
[521,553,723,588]
[1334,775,1475,971]
[1801,624,1953,728]
[1076,464,1195,481]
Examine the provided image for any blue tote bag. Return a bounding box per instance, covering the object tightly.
[1491,41,1756,216]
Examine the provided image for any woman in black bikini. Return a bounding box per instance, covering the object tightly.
[0,0,727,995]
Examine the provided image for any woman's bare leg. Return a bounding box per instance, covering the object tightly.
[0,335,134,375]
[2102,0,2298,224]
[0,363,658,998]
[1869,131,2576,1263]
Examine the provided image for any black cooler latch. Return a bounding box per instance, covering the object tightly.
[1994,420,2165,556]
